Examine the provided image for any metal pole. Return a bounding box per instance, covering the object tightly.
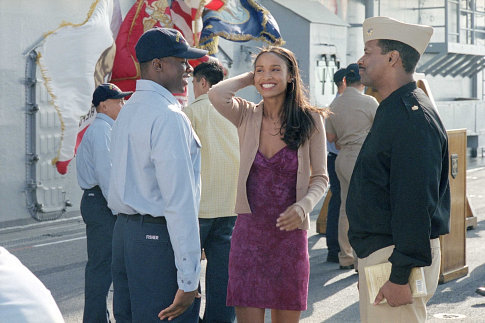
[445,0,449,45]
[365,0,375,18]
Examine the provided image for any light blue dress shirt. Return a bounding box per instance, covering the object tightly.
[76,113,114,200]
[327,141,339,155]
[108,79,202,292]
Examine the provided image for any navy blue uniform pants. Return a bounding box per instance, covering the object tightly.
[111,214,200,323]
[199,217,237,323]
[326,152,341,260]
[80,186,116,323]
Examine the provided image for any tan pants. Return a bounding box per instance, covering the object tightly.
[357,239,441,323]
[335,148,360,266]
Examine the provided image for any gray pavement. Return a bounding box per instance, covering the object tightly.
[299,164,485,322]
[1,158,485,322]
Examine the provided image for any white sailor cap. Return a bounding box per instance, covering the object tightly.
[363,17,433,55]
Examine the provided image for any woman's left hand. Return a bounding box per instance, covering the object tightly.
[276,205,305,231]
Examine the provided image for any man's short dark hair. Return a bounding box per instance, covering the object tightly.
[377,39,420,73]
[193,62,224,86]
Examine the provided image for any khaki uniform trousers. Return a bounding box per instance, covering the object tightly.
[335,146,360,267]
[357,238,441,323]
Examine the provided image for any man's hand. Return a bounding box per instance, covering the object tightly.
[276,205,304,231]
[374,280,413,307]
[158,289,200,321]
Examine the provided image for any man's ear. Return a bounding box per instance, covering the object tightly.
[389,50,400,66]
[200,76,209,89]
[153,58,163,72]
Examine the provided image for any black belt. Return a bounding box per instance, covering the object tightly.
[84,185,101,191]
[119,213,166,224]
[328,152,338,157]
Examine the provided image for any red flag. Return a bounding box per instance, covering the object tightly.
[110,0,164,92]
[110,1,224,103]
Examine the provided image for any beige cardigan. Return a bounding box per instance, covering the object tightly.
[208,72,329,230]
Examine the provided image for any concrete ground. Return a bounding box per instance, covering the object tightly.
[291,162,485,322]
[2,157,484,322]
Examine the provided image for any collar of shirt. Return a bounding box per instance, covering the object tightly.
[135,79,182,110]
[192,93,209,105]
[380,81,417,106]
[342,86,364,96]
[95,112,114,127]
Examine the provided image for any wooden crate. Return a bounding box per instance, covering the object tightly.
[439,129,468,283]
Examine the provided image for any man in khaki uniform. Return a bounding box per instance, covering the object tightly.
[325,68,346,264]
[325,63,378,269]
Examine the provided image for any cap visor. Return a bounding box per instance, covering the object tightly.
[175,47,208,59]
[112,91,134,99]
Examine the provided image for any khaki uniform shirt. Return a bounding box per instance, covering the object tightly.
[325,87,378,149]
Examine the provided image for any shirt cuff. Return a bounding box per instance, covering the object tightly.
[389,264,412,285]
[177,270,200,292]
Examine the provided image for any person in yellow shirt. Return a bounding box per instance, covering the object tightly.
[184,61,239,323]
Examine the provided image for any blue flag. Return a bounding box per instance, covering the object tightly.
[199,0,284,54]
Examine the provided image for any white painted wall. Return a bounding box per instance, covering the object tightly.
[0,0,135,224]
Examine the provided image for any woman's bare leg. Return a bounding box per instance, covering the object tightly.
[235,306,265,323]
[271,309,301,323]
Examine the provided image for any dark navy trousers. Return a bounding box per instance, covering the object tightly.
[111,214,200,323]
[326,152,341,259]
[80,186,116,323]
[199,217,236,323]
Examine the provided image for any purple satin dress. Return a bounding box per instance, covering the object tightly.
[226,146,309,311]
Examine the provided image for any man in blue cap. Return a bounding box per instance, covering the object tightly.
[76,82,131,323]
[325,63,378,270]
[108,27,207,322]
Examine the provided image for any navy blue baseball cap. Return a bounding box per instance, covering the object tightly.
[92,83,132,107]
[333,68,346,83]
[135,27,207,63]
[345,63,361,83]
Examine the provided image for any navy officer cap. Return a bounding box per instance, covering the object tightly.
[92,83,132,107]
[135,27,207,63]
[333,68,346,83]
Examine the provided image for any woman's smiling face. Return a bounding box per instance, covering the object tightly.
[254,52,292,100]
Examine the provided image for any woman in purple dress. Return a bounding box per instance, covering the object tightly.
[208,47,328,323]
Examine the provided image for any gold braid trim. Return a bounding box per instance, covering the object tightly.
[199,31,284,50]
[36,52,65,165]
[199,0,285,53]
[247,0,284,46]
[39,0,102,165]
[128,0,145,44]
[199,36,220,54]
[43,0,100,38]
